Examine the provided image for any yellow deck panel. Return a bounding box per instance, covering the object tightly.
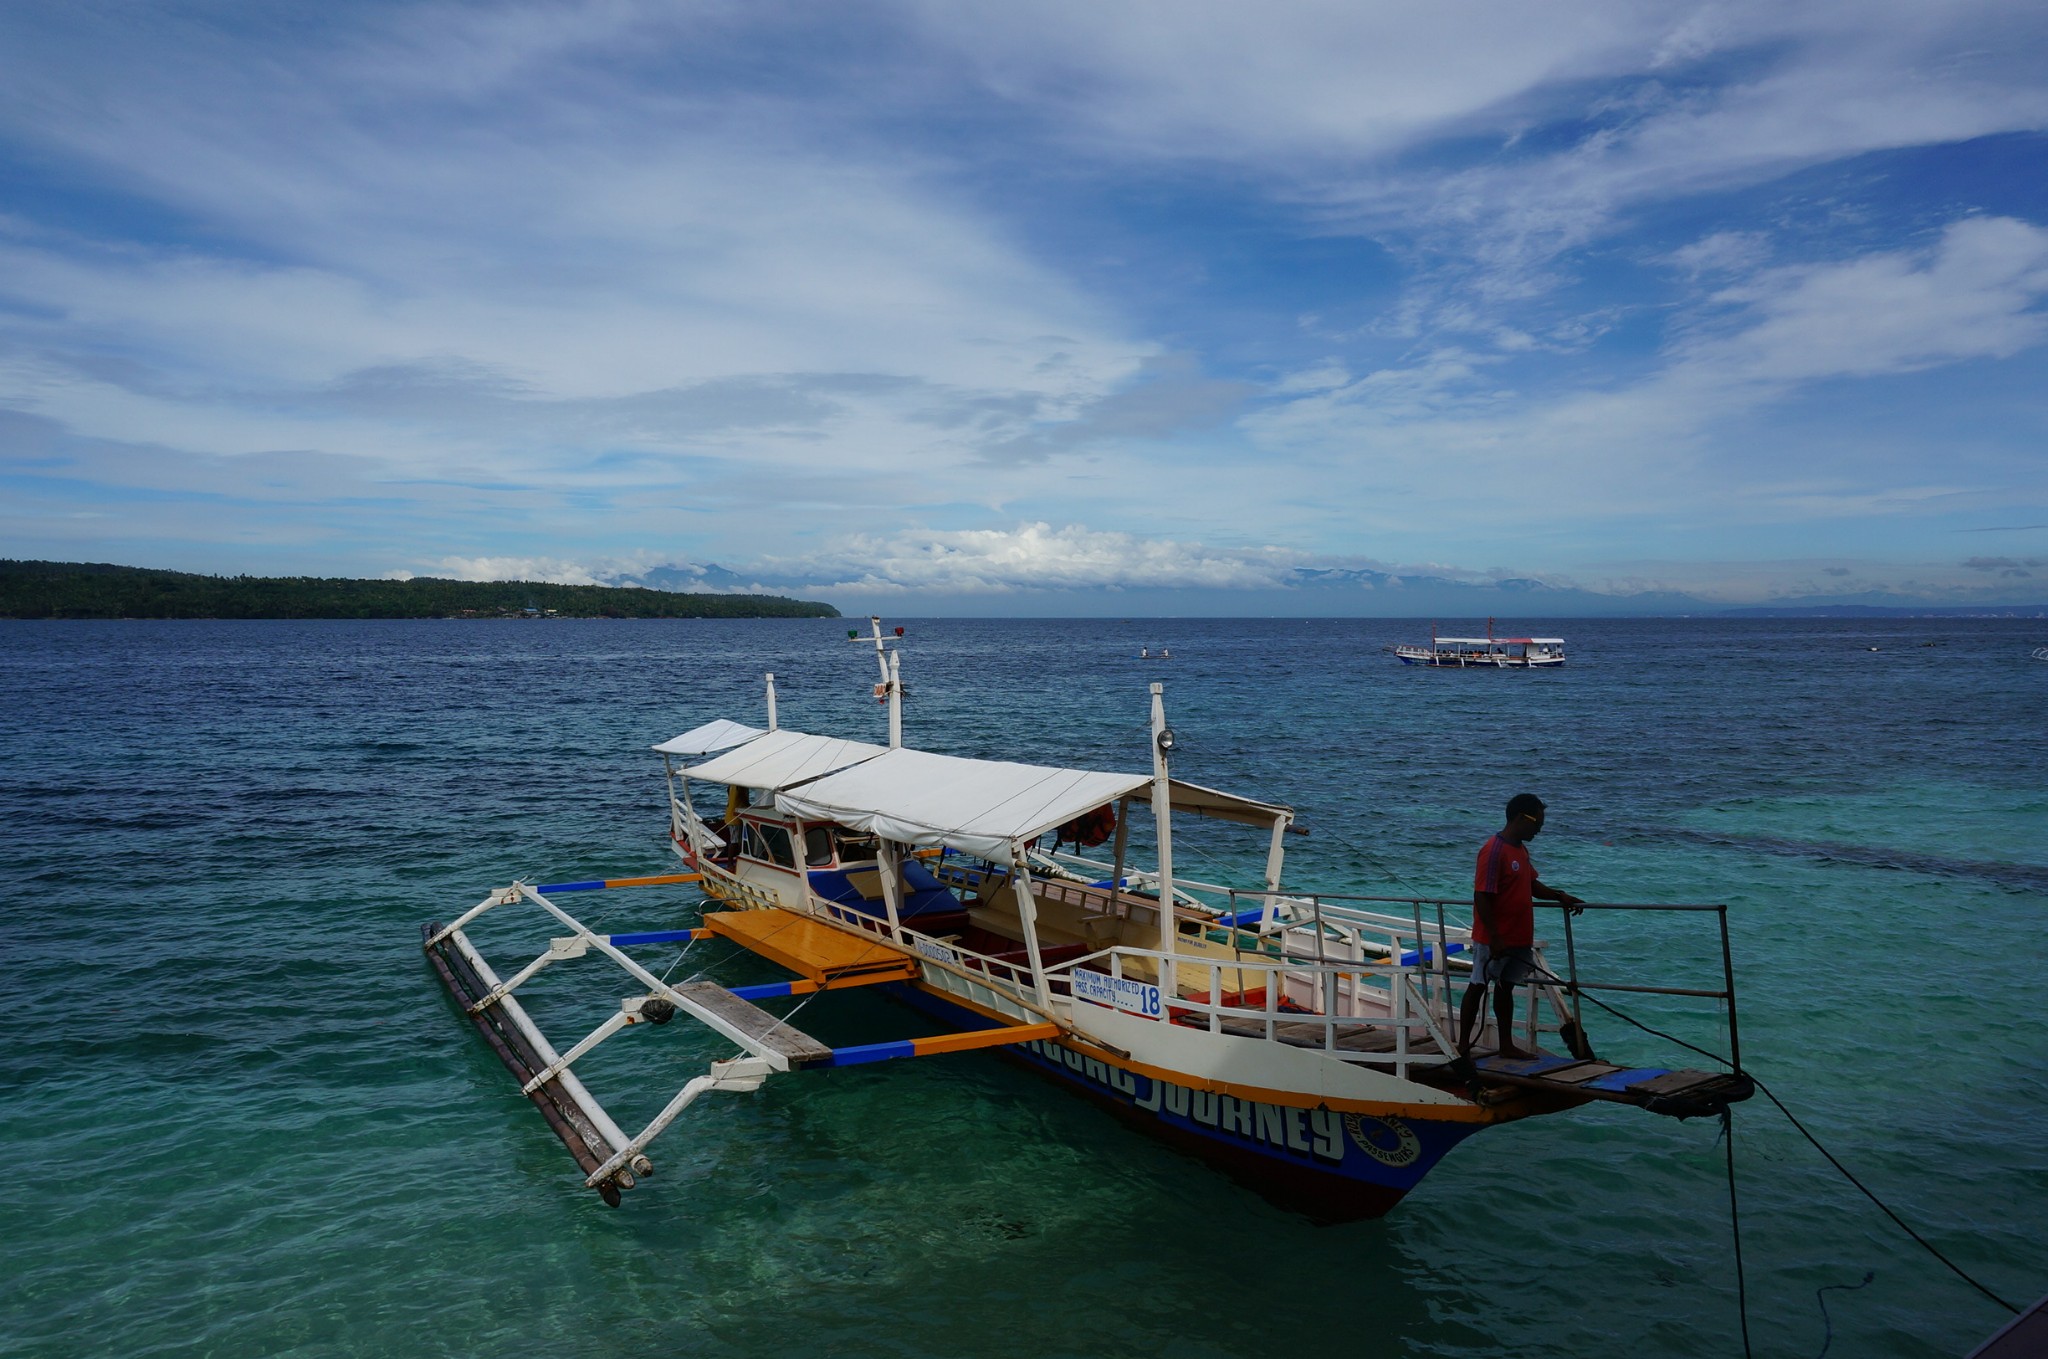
[702,908,917,984]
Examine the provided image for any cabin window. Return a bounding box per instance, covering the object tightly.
[803,826,835,867]
[742,820,795,868]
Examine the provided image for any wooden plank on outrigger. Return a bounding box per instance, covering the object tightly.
[670,981,835,1067]
[702,908,916,984]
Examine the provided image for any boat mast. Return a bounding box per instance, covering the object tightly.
[860,616,904,749]
[764,672,778,731]
[1150,682,1177,997]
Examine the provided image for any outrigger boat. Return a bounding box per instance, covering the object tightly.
[1390,618,1565,668]
[423,621,1747,1218]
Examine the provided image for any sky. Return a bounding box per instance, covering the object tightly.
[2,0,2047,614]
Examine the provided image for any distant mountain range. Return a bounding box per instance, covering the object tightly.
[13,557,2039,620]
[596,559,2045,618]
[1717,603,2048,618]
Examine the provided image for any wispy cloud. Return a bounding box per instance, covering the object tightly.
[2,2,2046,605]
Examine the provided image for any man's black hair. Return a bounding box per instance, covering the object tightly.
[1505,793,1546,821]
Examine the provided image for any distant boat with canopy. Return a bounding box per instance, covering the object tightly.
[1390,618,1565,668]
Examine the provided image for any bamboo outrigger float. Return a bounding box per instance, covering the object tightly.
[423,620,1750,1218]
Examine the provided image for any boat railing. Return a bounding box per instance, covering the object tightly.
[1044,941,1459,1080]
[1218,889,1743,1072]
[689,855,784,912]
[804,891,1055,1024]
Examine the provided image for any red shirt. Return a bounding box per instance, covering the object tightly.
[1473,833,1536,948]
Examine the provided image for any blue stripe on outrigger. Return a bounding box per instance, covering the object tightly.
[536,873,704,894]
[824,1039,918,1066]
[1398,942,1466,966]
[725,979,800,1001]
[606,928,714,946]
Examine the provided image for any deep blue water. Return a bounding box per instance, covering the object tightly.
[3,616,2044,1358]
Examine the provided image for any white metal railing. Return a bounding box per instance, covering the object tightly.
[1044,942,1469,1080]
[1209,889,1744,1072]
[1218,888,1579,1061]
[691,856,781,911]
[812,895,1048,1025]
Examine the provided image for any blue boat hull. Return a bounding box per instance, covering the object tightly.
[883,981,1488,1221]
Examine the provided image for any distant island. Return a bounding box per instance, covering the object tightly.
[0,560,840,620]
[1716,604,2048,619]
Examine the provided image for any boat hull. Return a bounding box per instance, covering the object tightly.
[885,981,1487,1222]
[1394,652,1565,668]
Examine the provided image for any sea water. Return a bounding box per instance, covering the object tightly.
[2,616,2043,1358]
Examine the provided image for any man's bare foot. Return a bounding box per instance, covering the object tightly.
[1496,1044,1530,1060]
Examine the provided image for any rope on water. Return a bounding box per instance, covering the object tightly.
[1536,969,2020,1322]
[1723,1107,1754,1359]
[1814,1271,1874,1358]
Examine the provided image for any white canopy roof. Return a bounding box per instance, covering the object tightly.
[1436,637,1564,645]
[1127,777,1291,829]
[777,748,1146,861]
[652,718,768,757]
[776,748,1292,861]
[681,729,888,792]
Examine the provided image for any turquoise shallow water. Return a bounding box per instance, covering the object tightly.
[3,616,2045,1358]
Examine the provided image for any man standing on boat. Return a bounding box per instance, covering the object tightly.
[1458,794,1583,1061]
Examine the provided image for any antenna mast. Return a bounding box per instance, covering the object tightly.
[853,616,906,748]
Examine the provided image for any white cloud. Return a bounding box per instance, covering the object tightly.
[753,523,1307,594]
[1670,215,2048,387]
[3,2,2045,599]
[908,1,1672,162]
[912,1,2048,295]
[0,1,1152,492]
[420,554,653,587]
[1244,216,2048,537]
[1666,231,1772,278]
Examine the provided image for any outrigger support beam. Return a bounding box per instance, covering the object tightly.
[425,879,1070,1206]
[422,919,647,1205]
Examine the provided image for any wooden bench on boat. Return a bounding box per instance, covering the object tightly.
[967,877,1162,950]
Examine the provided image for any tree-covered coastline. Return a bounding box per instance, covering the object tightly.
[0,561,840,620]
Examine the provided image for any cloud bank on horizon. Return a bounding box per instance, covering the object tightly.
[2,0,2046,612]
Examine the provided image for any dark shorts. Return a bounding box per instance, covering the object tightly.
[1469,943,1535,989]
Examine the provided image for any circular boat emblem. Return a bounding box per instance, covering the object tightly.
[1344,1113,1422,1167]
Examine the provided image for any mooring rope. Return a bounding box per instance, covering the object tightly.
[1524,967,2020,1336]
[659,933,702,984]
[1814,1271,1875,1358]
[1722,1107,1754,1359]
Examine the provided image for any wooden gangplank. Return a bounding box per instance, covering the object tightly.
[702,908,916,985]
[1470,1052,1754,1117]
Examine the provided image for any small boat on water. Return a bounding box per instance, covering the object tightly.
[423,620,1745,1218]
[1390,618,1564,668]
